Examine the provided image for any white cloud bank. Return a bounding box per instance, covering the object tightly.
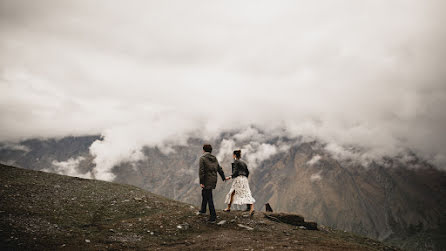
[307,155,322,166]
[1,0,446,180]
[44,156,92,179]
[216,129,291,170]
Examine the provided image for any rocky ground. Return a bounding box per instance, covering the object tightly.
[0,164,400,250]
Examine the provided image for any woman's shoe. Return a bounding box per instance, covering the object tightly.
[249,210,255,217]
[223,208,231,212]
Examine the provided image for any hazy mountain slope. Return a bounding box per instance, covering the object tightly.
[0,164,400,251]
[0,136,445,250]
[248,143,446,250]
[0,136,99,172]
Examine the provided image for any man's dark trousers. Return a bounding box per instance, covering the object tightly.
[200,188,216,220]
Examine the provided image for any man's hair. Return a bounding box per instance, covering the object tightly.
[233,150,241,159]
[203,144,212,153]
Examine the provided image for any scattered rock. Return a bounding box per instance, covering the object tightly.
[217,220,226,225]
[85,239,90,243]
[238,224,254,231]
[299,226,306,230]
[176,223,189,230]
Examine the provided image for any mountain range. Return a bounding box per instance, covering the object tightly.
[1,134,445,250]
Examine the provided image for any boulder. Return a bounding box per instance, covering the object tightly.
[265,203,273,212]
[264,213,318,230]
[264,213,305,225]
[303,222,318,230]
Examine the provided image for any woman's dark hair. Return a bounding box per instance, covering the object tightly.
[233,150,241,159]
[203,144,212,153]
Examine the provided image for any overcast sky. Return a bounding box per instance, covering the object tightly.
[1,0,445,176]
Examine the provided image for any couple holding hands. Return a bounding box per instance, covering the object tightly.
[198,144,256,223]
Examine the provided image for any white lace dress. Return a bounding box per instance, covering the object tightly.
[224,175,256,205]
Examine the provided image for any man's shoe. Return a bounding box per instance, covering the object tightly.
[208,218,216,224]
[196,211,206,216]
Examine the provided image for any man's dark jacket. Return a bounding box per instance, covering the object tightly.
[199,152,225,189]
[231,159,249,178]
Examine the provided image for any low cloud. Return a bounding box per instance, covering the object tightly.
[44,156,93,179]
[0,142,30,152]
[244,143,279,169]
[216,139,236,162]
[307,155,321,166]
[215,128,292,171]
[1,0,445,180]
[310,171,323,182]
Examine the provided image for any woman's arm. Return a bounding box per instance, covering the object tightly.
[230,161,240,179]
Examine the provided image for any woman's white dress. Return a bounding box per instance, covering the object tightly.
[224,175,255,205]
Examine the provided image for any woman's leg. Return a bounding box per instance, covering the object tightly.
[229,191,235,205]
[224,191,235,211]
[249,203,255,216]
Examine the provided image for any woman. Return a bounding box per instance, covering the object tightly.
[223,150,256,216]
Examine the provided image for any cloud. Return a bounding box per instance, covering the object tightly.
[216,128,292,170]
[1,0,446,180]
[307,155,321,166]
[310,171,322,182]
[216,139,236,162]
[44,156,92,179]
[0,142,30,152]
[243,143,279,169]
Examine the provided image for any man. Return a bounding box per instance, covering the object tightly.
[198,144,226,223]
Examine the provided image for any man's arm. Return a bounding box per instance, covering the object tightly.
[218,165,226,181]
[216,160,226,181]
[199,157,205,186]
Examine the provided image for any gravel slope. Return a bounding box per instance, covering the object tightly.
[0,164,400,250]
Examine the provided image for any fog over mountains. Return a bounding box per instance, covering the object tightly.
[1,0,446,175]
[1,1,446,250]
[1,133,445,250]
